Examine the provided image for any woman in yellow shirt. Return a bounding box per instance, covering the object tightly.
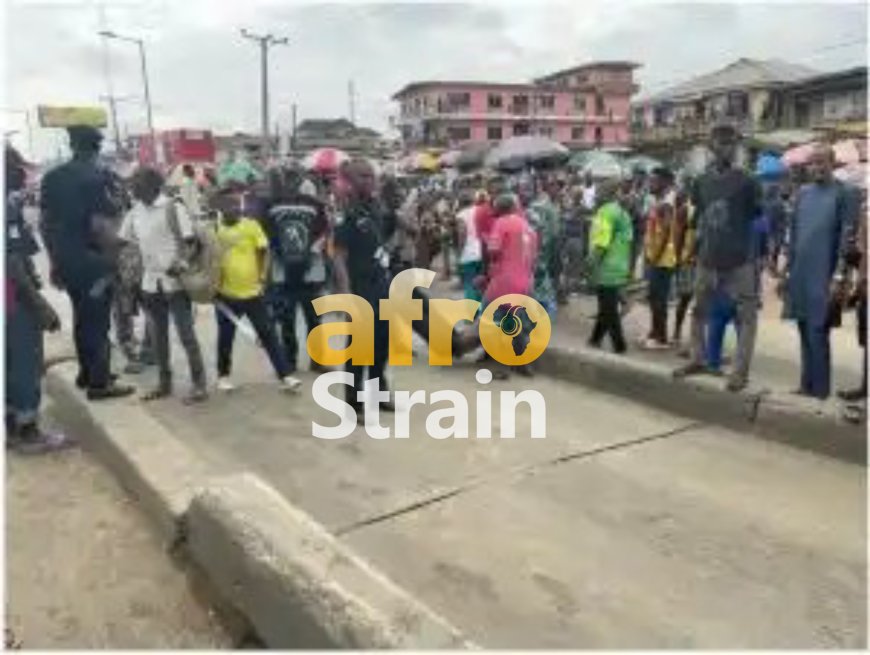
[643,167,677,349]
[214,200,301,393]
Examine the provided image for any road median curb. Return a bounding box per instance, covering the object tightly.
[538,344,865,464]
[45,362,475,649]
[45,362,214,543]
[186,473,475,649]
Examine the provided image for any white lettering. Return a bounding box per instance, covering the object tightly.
[426,390,469,439]
[312,371,357,439]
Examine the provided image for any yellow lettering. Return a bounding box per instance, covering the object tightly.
[428,299,480,366]
[308,294,374,366]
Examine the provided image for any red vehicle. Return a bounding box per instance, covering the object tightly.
[137,129,216,168]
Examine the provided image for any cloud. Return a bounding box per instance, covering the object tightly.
[4,0,867,159]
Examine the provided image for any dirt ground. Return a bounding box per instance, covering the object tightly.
[5,403,231,649]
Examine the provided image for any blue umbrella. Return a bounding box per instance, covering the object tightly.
[755,152,786,179]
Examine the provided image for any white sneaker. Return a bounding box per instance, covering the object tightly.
[217,377,236,392]
[279,376,302,393]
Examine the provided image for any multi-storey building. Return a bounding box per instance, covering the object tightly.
[392,61,639,149]
[631,58,867,146]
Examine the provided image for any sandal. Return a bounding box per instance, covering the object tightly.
[142,388,172,402]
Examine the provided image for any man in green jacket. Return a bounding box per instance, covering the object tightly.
[587,179,634,353]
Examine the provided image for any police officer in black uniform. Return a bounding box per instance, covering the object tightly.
[40,125,134,400]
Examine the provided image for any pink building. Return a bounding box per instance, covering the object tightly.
[392,61,639,149]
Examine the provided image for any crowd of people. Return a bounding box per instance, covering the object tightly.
[4,120,867,453]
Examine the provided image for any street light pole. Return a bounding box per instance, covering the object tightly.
[136,38,158,164]
[240,29,289,161]
[98,30,160,165]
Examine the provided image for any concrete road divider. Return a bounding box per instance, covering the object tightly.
[186,473,475,649]
[538,344,866,465]
[45,362,475,649]
[45,362,214,544]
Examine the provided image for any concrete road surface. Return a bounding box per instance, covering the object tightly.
[139,320,865,648]
[6,401,231,649]
[33,240,866,648]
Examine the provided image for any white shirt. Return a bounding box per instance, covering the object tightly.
[179,177,202,217]
[120,194,194,293]
[582,184,597,211]
[458,206,482,264]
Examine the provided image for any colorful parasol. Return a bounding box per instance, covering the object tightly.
[302,147,350,174]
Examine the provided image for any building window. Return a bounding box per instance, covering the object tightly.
[511,95,530,115]
[537,95,555,110]
[571,127,585,141]
[487,94,503,110]
[595,94,606,116]
[445,92,471,113]
[574,95,586,113]
[538,126,554,138]
[513,122,530,136]
[447,126,471,141]
[594,126,603,145]
[487,125,503,140]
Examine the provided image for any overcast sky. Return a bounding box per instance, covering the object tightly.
[3,0,867,158]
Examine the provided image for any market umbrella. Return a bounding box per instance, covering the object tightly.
[302,147,349,174]
[782,142,820,167]
[483,135,569,171]
[403,151,440,173]
[455,142,491,172]
[833,139,865,165]
[439,149,462,168]
[755,152,787,180]
[217,157,261,187]
[623,154,662,174]
[833,162,868,189]
[569,149,625,179]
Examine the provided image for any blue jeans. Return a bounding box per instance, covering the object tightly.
[706,293,737,371]
[798,320,831,399]
[6,302,42,427]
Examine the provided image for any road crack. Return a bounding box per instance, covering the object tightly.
[334,422,701,537]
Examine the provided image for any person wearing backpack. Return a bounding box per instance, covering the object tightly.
[262,166,329,373]
[119,167,208,403]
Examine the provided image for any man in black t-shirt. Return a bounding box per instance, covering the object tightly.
[262,166,330,373]
[674,124,760,392]
[332,159,394,416]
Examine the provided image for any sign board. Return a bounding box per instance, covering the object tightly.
[37,105,108,128]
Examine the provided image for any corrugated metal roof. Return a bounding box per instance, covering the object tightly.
[641,58,818,104]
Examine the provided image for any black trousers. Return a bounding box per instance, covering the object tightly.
[647,266,673,344]
[345,297,390,406]
[271,283,321,371]
[590,286,626,353]
[67,281,113,389]
[215,295,290,379]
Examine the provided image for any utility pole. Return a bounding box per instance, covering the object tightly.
[240,29,289,160]
[348,79,356,126]
[97,3,123,153]
[291,102,297,152]
[98,30,159,165]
